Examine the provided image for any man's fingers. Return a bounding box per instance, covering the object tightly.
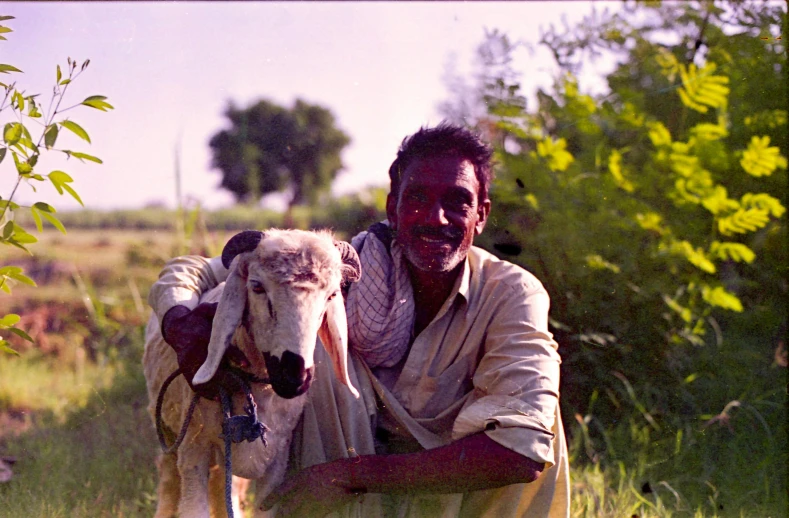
[192,301,219,319]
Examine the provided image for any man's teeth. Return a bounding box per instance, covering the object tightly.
[420,236,447,243]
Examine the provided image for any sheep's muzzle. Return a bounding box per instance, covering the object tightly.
[263,351,314,399]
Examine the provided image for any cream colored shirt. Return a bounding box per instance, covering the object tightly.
[148,244,570,517]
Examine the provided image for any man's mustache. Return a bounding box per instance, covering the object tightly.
[410,226,463,241]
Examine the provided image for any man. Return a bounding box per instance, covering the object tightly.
[149,122,569,517]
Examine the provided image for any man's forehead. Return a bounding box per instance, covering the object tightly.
[400,154,478,190]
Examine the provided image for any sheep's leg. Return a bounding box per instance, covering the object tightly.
[153,452,181,518]
[206,463,251,518]
[177,447,213,518]
[207,464,227,518]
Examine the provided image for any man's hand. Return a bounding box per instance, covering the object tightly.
[261,459,364,517]
[161,303,248,400]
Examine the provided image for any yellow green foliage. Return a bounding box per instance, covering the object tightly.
[534,136,574,172]
[608,150,635,192]
[709,241,756,264]
[701,285,743,312]
[585,254,621,273]
[677,63,730,113]
[740,135,788,177]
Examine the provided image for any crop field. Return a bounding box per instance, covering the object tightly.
[0,223,785,517]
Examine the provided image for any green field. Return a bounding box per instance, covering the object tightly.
[0,222,785,517]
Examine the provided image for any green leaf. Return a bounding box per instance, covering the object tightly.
[49,170,73,195]
[57,64,62,83]
[677,63,730,114]
[9,327,33,342]
[608,150,635,192]
[0,147,5,164]
[44,124,58,149]
[701,285,743,312]
[0,314,20,327]
[64,150,102,164]
[30,205,43,232]
[61,183,84,206]
[0,199,19,212]
[0,63,21,74]
[740,193,786,218]
[81,95,114,112]
[740,136,788,177]
[670,240,716,274]
[0,26,12,34]
[717,208,770,236]
[3,122,22,145]
[12,151,32,175]
[33,202,55,213]
[7,223,37,245]
[585,254,621,273]
[662,295,693,323]
[0,16,16,21]
[1,220,12,239]
[709,241,756,264]
[59,120,91,143]
[0,341,19,355]
[39,211,66,234]
[535,137,574,172]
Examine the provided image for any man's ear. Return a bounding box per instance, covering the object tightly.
[386,192,398,230]
[475,198,491,236]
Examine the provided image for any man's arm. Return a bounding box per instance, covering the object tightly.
[264,432,543,516]
[149,255,236,397]
[149,255,228,327]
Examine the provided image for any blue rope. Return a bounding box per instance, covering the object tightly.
[155,368,200,455]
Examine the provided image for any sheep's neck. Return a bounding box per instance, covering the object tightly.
[407,261,461,337]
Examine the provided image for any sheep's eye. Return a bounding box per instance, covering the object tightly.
[328,291,339,301]
[250,281,266,294]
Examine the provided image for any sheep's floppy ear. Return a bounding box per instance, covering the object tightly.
[317,295,359,398]
[222,230,265,269]
[334,240,362,286]
[193,255,249,385]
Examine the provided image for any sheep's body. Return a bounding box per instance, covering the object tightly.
[144,229,360,518]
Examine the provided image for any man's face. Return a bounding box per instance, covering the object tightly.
[386,154,490,273]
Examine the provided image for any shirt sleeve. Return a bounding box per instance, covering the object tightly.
[147,255,229,328]
[451,279,561,467]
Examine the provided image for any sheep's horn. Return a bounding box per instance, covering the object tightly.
[334,241,361,286]
[222,230,265,269]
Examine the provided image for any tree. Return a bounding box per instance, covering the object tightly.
[441,3,786,511]
[208,98,350,209]
[443,0,786,429]
[0,15,113,354]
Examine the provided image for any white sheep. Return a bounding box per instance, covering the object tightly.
[144,229,361,518]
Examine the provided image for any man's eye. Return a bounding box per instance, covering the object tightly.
[405,191,428,204]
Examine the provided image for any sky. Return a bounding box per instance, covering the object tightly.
[0,2,618,212]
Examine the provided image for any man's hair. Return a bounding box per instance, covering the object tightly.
[387,122,494,201]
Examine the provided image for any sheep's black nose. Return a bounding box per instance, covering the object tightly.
[264,351,314,399]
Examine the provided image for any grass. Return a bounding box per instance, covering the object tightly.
[0,349,160,517]
[0,221,785,517]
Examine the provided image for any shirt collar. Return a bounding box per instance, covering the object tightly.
[447,254,471,307]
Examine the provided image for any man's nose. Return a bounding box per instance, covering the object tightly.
[425,201,449,225]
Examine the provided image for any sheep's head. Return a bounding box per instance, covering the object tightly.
[192,229,361,399]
